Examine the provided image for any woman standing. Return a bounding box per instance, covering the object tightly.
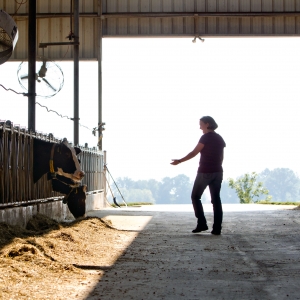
[171,116,226,235]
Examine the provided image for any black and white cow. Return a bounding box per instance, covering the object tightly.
[33,138,84,183]
[33,138,86,218]
[51,175,87,219]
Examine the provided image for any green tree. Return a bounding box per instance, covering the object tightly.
[157,177,175,204]
[113,175,196,204]
[136,179,161,201]
[114,177,135,189]
[122,189,155,204]
[257,168,300,202]
[173,174,193,203]
[108,177,157,204]
[228,172,271,203]
[157,175,195,204]
[220,181,239,204]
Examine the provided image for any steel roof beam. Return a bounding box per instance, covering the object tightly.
[11,12,300,19]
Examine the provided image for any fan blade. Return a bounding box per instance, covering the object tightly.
[41,78,57,92]
[20,75,29,80]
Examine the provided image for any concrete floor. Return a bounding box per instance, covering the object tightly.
[86,204,300,300]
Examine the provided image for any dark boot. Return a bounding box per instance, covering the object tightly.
[211,225,222,235]
[192,224,208,233]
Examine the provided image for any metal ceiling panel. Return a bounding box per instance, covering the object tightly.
[101,0,300,37]
[1,0,300,62]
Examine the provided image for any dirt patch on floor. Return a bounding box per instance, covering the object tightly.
[0,214,137,299]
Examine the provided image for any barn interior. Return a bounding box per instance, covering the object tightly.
[0,1,300,299]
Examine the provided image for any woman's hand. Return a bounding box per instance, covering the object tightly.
[170,143,204,166]
[170,159,181,165]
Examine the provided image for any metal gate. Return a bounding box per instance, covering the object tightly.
[0,120,104,209]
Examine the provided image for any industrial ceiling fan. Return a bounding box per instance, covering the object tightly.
[17,56,64,98]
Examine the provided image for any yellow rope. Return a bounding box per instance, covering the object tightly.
[49,160,55,173]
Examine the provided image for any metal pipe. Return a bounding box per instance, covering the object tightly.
[70,0,73,34]
[28,0,36,132]
[13,13,98,18]
[73,0,79,146]
[98,0,103,151]
[12,11,300,19]
[101,12,300,18]
[103,150,106,199]
[39,42,79,48]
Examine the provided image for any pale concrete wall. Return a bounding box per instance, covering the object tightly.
[0,205,38,228]
[85,192,106,212]
[0,191,106,228]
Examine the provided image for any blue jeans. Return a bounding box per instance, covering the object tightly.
[191,172,223,230]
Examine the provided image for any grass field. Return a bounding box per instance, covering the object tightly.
[110,202,154,208]
[256,200,300,205]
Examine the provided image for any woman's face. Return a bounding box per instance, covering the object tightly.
[200,120,209,133]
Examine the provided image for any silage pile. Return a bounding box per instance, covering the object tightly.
[0,214,137,300]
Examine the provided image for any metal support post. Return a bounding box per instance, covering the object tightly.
[103,150,107,203]
[28,0,36,132]
[73,0,79,145]
[98,0,103,150]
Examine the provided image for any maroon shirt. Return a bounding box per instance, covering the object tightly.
[198,132,226,173]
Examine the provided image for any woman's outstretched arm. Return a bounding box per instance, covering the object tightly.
[170,143,204,165]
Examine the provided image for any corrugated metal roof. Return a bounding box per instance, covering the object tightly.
[1,0,300,61]
[0,0,98,60]
[102,0,300,37]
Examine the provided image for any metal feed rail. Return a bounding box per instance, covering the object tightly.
[0,121,104,209]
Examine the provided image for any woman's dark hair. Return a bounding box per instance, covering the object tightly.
[200,116,218,130]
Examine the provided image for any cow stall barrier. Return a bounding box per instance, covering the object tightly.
[0,120,104,209]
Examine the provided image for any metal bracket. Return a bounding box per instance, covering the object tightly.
[23,92,37,97]
[39,42,80,48]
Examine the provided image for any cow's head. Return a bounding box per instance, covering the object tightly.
[50,174,79,194]
[50,175,87,219]
[51,140,85,182]
[66,185,87,219]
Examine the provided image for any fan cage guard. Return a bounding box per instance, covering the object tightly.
[0,28,13,64]
[17,57,65,99]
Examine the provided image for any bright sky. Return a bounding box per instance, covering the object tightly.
[1,37,300,182]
